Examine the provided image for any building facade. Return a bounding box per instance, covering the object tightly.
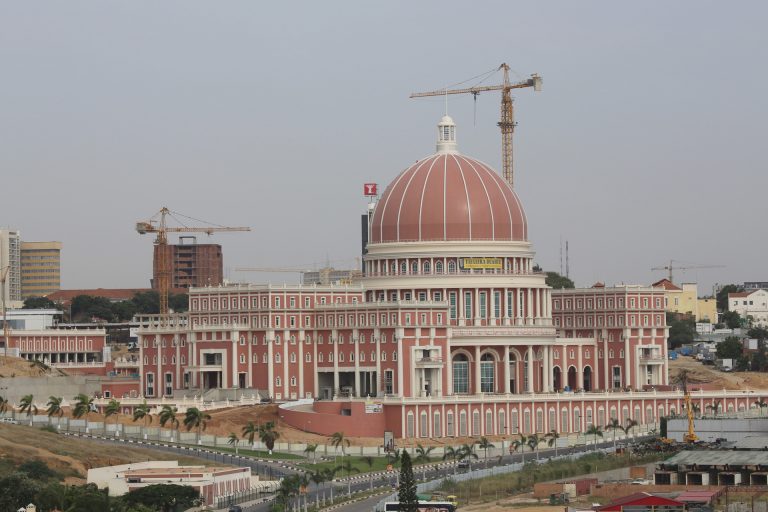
[21,241,62,299]
[136,116,759,439]
[153,240,223,290]
[652,279,699,319]
[0,229,22,303]
[728,289,768,327]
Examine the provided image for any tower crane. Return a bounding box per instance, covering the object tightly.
[651,260,725,283]
[136,207,250,315]
[410,63,542,187]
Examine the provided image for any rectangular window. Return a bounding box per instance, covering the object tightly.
[290,297,296,308]
[384,370,394,395]
[449,292,457,319]
[275,297,281,308]
[146,373,155,397]
[612,367,622,389]
[507,291,513,318]
[479,291,487,319]
[494,291,501,318]
[165,373,173,396]
[434,291,442,301]
[418,291,427,302]
[453,360,469,394]
[464,291,473,319]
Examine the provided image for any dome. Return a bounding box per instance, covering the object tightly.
[370,117,527,244]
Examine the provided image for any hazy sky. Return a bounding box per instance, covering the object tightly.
[2,1,766,295]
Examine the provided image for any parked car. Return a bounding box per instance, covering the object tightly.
[457,460,470,469]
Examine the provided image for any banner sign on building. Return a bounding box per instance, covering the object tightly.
[459,257,503,270]
[384,431,395,453]
[365,401,383,414]
[363,183,378,196]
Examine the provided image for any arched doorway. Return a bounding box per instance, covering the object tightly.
[567,366,577,390]
[583,366,592,391]
[452,353,470,394]
[552,367,562,391]
[480,353,496,393]
[509,353,517,394]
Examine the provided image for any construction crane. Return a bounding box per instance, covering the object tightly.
[410,63,542,187]
[651,260,725,283]
[0,265,9,357]
[136,207,250,315]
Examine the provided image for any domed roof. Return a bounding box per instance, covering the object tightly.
[370,117,527,244]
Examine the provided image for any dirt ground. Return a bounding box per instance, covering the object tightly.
[463,504,574,512]
[0,423,212,484]
[669,356,768,390]
[0,355,67,378]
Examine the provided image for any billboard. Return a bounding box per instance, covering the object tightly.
[365,401,383,414]
[459,257,503,270]
[363,183,378,196]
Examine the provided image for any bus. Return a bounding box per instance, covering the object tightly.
[384,501,457,512]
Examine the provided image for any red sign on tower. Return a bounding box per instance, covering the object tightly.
[363,183,378,196]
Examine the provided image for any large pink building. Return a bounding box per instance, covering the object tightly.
[137,116,759,439]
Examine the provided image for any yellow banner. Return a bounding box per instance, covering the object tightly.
[461,257,502,269]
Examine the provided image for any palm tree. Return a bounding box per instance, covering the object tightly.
[586,424,603,450]
[228,432,240,455]
[45,396,64,428]
[755,400,768,416]
[242,421,259,448]
[158,405,180,441]
[711,399,723,417]
[546,429,560,457]
[72,393,94,420]
[183,407,212,444]
[526,433,542,460]
[329,431,350,456]
[477,437,495,467]
[19,394,38,425]
[304,443,319,464]
[623,418,639,440]
[258,421,280,454]
[414,443,435,464]
[443,446,460,474]
[0,396,8,418]
[511,434,527,463]
[458,443,478,468]
[132,400,152,439]
[104,399,121,435]
[605,418,622,450]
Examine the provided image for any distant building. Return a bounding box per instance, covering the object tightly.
[729,289,768,327]
[87,461,254,506]
[652,279,702,320]
[697,297,717,324]
[744,281,768,291]
[301,267,358,285]
[597,492,685,512]
[153,238,223,290]
[0,229,22,304]
[20,241,62,299]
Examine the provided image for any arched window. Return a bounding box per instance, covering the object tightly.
[435,261,444,273]
[446,411,455,436]
[498,410,506,435]
[411,261,418,274]
[485,409,494,435]
[453,353,469,394]
[420,412,428,437]
[423,261,431,274]
[480,353,495,393]
[459,410,468,436]
[434,412,442,437]
[448,260,457,273]
[406,412,415,438]
[400,262,407,274]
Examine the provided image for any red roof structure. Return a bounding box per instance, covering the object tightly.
[370,153,527,243]
[598,492,685,512]
[651,278,682,291]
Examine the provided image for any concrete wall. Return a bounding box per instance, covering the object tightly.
[0,375,102,404]
[667,417,768,442]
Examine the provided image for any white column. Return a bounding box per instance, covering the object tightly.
[298,331,305,398]
[624,329,631,388]
[354,329,360,397]
[577,346,584,390]
[504,346,511,394]
[543,346,550,392]
[474,345,481,394]
[535,289,541,324]
[332,329,339,396]
[527,289,533,325]
[527,345,534,393]
[267,332,275,398]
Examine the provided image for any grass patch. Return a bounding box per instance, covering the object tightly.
[437,452,666,505]
[211,444,304,460]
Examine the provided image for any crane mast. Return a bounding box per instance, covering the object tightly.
[410,63,542,187]
[136,207,250,315]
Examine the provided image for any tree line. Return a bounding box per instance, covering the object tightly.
[23,291,188,322]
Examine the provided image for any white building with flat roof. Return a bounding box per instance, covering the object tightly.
[729,289,768,327]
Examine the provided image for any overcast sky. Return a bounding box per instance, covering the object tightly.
[1,1,766,295]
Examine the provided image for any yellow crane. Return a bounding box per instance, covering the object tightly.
[410,63,542,187]
[651,260,724,283]
[136,207,250,315]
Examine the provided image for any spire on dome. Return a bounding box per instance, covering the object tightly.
[436,115,458,154]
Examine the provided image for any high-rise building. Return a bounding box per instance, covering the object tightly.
[0,229,22,303]
[21,241,62,299]
[153,237,223,290]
